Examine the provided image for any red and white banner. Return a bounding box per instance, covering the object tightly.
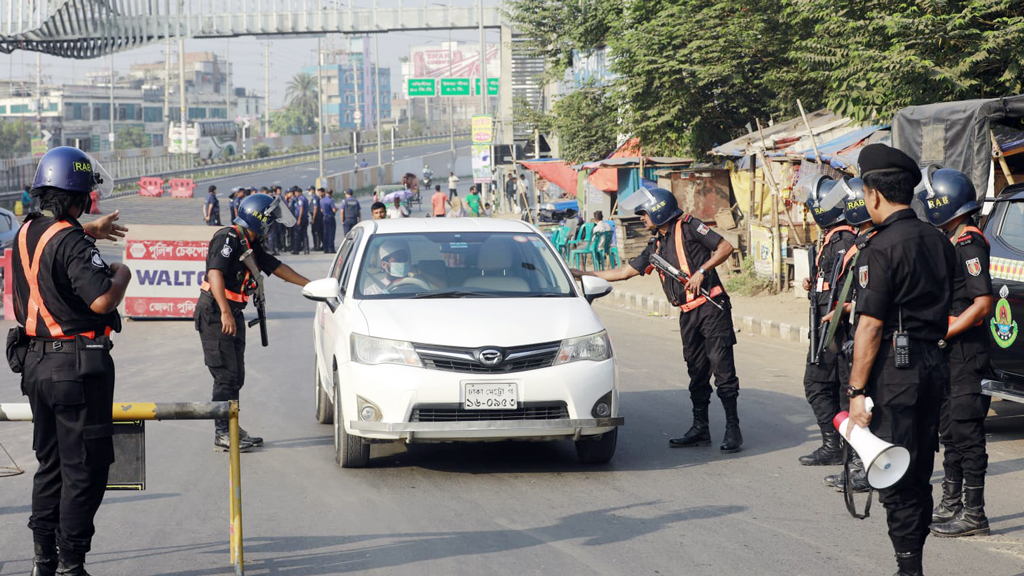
[122,226,216,319]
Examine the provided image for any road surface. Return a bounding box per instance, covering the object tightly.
[0,253,1022,576]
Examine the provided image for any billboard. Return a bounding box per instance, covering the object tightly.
[122,226,216,318]
[409,43,500,80]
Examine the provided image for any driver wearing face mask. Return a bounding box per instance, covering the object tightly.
[363,239,413,295]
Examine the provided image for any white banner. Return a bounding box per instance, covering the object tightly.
[122,226,217,319]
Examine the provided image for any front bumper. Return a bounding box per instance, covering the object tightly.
[350,417,624,441]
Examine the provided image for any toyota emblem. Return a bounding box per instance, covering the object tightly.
[476,348,504,366]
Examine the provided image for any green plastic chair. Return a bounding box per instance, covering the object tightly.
[550,226,570,259]
[571,230,613,270]
[567,222,594,253]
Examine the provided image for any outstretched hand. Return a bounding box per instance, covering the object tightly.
[84,210,128,242]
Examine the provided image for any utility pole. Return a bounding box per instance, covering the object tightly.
[374,34,383,175]
[163,39,170,127]
[448,30,454,154]
[178,35,186,147]
[478,0,487,116]
[35,53,41,132]
[225,39,231,120]
[317,37,325,186]
[109,54,115,151]
[264,43,271,137]
[353,37,362,132]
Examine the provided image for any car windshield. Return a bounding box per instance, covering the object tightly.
[356,232,576,299]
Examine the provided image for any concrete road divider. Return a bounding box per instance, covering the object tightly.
[0,400,248,576]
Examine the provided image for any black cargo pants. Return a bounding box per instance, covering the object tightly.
[868,343,946,553]
[195,298,246,426]
[678,300,740,407]
[939,336,990,486]
[23,339,115,554]
[803,344,850,427]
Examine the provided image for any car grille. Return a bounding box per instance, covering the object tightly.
[411,402,569,422]
[414,341,561,373]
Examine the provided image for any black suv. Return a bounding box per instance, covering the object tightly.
[981,183,1024,402]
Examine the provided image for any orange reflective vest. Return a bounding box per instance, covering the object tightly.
[650,217,723,313]
[199,225,252,303]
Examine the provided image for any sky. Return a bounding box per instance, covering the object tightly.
[0,0,501,109]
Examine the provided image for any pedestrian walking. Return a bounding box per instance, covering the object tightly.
[572,187,743,453]
[195,193,310,451]
[843,144,956,576]
[431,185,449,217]
[448,172,459,200]
[505,174,518,212]
[10,147,132,576]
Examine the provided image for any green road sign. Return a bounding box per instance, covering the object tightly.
[407,78,436,97]
[474,78,500,96]
[440,78,471,97]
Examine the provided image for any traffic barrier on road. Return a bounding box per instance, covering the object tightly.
[1,248,12,320]
[0,400,247,575]
[122,225,216,319]
[138,177,165,197]
[89,190,102,214]
[169,178,196,198]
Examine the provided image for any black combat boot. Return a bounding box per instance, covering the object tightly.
[669,405,711,447]
[931,485,990,537]
[238,427,264,446]
[214,419,255,452]
[31,542,58,576]
[832,451,870,493]
[55,551,91,576]
[799,424,843,466]
[720,397,743,453]
[892,550,923,576]
[930,477,963,524]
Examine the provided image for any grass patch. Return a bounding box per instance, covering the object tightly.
[723,257,775,296]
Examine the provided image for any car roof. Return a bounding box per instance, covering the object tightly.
[358,218,538,234]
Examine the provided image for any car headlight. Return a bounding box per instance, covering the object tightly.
[351,333,423,367]
[554,331,612,365]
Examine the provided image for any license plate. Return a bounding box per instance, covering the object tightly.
[463,382,518,410]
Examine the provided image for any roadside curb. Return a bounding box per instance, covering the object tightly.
[597,288,810,346]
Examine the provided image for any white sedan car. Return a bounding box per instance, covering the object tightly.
[302,217,623,467]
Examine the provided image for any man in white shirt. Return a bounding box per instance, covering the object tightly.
[389,197,410,218]
[448,172,460,200]
[593,210,613,234]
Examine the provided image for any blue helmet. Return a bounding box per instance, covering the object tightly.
[234,193,296,236]
[804,175,846,228]
[32,146,110,196]
[913,167,980,226]
[839,177,871,226]
[621,187,682,227]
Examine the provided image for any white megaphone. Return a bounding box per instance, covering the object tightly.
[833,398,911,489]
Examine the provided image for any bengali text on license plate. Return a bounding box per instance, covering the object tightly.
[463,382,519,410]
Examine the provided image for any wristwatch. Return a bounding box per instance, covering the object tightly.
[845,384,867,398]
[696,267,706,276]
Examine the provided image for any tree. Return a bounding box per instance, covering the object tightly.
[286,72,319,121]
[115,125,148,150]
[550,88,618,164]
[270,105,316,135]
[503,0,621,79]
[0,119,37,159]
[792,1,1024,121]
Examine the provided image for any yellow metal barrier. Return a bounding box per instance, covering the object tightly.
[0,400,245,575]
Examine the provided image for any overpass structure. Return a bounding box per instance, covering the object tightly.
[0,1,524,146]
[0,1,503,58]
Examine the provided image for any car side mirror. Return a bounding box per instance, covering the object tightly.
[302,277,341,312]
[581,276,613,304]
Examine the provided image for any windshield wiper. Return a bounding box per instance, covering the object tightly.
[527,293,571,297]
[412,290,498,299]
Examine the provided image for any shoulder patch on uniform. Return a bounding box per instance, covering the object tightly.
[696,223,710,235]
[957,235,975,246]
[221,243,233,258]
[966,257,982,277]
[858,265,869,288]
[683,214,692,223]
[90,249,106,269]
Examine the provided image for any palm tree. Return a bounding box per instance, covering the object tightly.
[285,72,319,120]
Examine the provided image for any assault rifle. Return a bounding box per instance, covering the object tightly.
[648,253,725,311]
[815,256,844,360]
[239,249,269,347]
[808,245,821,365]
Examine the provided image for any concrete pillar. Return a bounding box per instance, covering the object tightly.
[499,24,514,147]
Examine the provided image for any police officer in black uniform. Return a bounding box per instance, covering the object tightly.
[800,176,857,466]
[572,187,743,452]
[912,168,994,538]
[196,193,310,450]
[822,177,875,494]
[845,144,955,576]
[10,147,132,576]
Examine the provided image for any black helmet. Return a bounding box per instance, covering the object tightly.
[913,167,980,226]
[32,146,112,197]
[234,193,296,236]
[804,176,846,228]
[839,177,871,226]
[620,186,682,227]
